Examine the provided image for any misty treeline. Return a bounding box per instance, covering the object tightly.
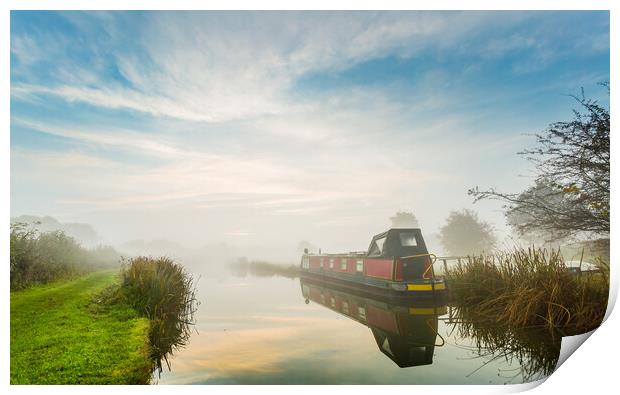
[470,84,610,244]
[439,210,495,256]
[229,258,299,279]
[390,209,494,256]
[10,222,121,290]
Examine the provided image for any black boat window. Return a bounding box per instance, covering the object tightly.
[369,236,387,256]
[399,232,418,247]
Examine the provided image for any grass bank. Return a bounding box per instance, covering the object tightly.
[446,247,609,335]
[10,271,153,384]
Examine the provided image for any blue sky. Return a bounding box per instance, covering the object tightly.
[10,11,610,253]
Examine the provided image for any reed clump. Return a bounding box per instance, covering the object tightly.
[120,256,198,373]
[447,247,608,335]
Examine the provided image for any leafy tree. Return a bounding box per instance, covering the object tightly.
[439,209,496,256]
[390,211,419,228]
[470,85,609,241]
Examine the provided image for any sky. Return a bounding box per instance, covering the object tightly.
[10,11,610,254]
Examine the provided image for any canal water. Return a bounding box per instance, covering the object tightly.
[154,269,561,385]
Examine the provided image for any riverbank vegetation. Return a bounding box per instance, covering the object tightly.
[10,250,198,383]
[447,247,609,335]
[10,271,153,384]
[453,87,610,336]
[120,256,198,373]
[10,222,121,290]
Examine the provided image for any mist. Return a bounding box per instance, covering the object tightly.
[10,11,610,269]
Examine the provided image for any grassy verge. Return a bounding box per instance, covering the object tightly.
[446,247,609,335]
[10,271,153,384]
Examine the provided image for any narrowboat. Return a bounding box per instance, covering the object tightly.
[300,228,446,301]
[300,277,446,367]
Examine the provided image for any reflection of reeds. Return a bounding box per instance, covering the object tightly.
[120,257,199,374]
[447,248,608,335]
[448,306,561,383]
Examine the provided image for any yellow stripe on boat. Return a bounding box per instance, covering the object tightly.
[407,282,446,291]
[409,306,448,315]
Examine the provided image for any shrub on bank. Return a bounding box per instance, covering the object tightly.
[10,223,121,290]
[120,256,198,372]
[447,247,609,335]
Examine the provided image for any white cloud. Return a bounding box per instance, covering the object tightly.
[11,12,508,123]
[10,11,608,247]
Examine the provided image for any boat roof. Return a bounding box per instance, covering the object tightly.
[371,228,422,239]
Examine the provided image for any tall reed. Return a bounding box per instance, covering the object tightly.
[447,247,608,335]
[120,256,198,373]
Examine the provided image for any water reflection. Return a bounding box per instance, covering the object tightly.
[150,312,196,376]
[300,277,446,368]
[300,276,561,382]
[155,274,563,384]
[444,306,561,383]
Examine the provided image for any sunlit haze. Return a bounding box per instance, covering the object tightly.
[10,11,610,260]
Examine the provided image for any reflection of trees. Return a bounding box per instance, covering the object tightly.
[446,306,561,383]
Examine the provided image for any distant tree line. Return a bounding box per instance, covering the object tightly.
[10,222,121,290]
[228,258,299,279]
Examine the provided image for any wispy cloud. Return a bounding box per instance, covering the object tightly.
[10,11,609,248]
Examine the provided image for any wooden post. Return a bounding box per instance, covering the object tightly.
[443,259,448,275]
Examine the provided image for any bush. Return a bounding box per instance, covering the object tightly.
[10,223,121,290]
[120,256,198,372]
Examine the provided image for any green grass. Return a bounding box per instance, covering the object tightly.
[10,270,153,384]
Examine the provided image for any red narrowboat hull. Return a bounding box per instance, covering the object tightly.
[300,228,447,300]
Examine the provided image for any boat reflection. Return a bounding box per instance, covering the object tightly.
[300,277,446,368]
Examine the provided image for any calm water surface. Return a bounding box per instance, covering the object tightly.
[154,270,560,384]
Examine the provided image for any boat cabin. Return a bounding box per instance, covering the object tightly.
[367,228,429,259]
[300,228,446,299]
